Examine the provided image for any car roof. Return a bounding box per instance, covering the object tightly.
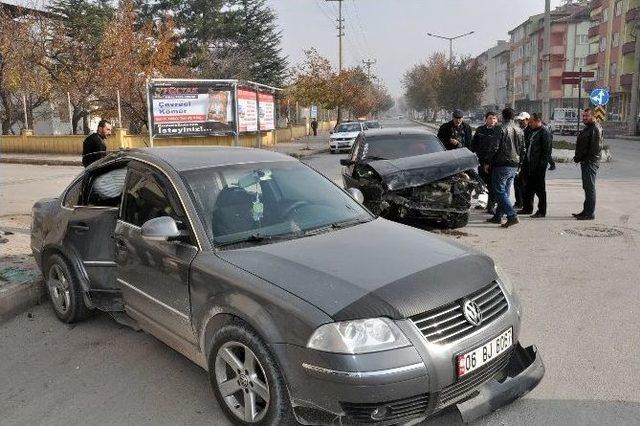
[363,127,436,138]
[129,146,296,172]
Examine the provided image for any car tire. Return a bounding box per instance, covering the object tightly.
[208,322,296,425]
[44,253,91,323]
[447,213,469,229]
[330,149,336,154]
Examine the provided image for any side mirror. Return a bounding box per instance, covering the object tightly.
[141,216,181,241]
[347,188,364,204]
[340,159,354,166]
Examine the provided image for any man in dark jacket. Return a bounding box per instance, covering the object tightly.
[471,111,499,213]
[485,107,524,228]
[82,120,112,167]
[437,109,472,150]
[573,108,602,220]
[521,113,552,217]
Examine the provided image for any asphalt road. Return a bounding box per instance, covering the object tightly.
[1,119,640,425]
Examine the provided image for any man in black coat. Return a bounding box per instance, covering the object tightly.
[82,120,112,167]
[437,109,472,150]
[521,113,552,217]
[573,108,602,220]
[471,111,499,213]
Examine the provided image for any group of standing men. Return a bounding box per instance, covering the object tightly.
[437,107,602,227]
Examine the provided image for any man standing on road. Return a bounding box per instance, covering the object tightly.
[514,112,530,210]
[82,120,112,168]
[486,107,524,228]
[311,118,318,136]
[521,113,552,218]
[437,109,472,150]
[573,109,602,220]
[471,111,499,214]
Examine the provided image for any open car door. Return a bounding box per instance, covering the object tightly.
[62,165,127,311]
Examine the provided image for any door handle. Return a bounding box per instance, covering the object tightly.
[70,222,89,232]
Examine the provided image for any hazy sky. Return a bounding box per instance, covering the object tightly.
[272,0,565,96]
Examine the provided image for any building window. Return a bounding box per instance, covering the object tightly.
[615,1,623,17]
[598,67,605,79]
[575,57,586,68]
[576,34,588,44]
[613,32,620,47]
[600,36,607,52]
[610,62,617,78]
[603,8,609,22]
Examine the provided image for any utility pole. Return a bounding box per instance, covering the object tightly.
[542,0,551,122]
[628,22,640,135]
[426,31,475,68]
[362,58,376,79]
[326,0,345,121]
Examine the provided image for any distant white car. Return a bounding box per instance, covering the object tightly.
[329,122,365,153]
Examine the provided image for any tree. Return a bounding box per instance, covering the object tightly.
[438,57,485,112]
[44,0,114,134]
[95,0,184,132]
[136,0,287,86]
[402,53,446,118]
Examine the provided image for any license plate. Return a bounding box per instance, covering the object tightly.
[456,328,513,377]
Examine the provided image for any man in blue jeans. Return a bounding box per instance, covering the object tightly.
[485,108,525,228]
[573,108,602,220]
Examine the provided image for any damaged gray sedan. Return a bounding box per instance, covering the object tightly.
[31,147,543,425]
[341,128,480,228]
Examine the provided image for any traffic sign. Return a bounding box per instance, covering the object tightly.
[590,88,610,106]
[562,71,595,78]
[561,78,581,85]
[593,105,606,122]
[310,105,318,119]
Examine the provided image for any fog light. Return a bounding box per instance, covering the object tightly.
[371,406,389,420]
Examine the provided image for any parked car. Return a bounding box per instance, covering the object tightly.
[31,147,543,425]
[341,128,481,228]
[364,120,381,130]
[329,121,365,153]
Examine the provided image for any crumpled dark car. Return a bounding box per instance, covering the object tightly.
[31,147,542,426]
[341,128,481,228]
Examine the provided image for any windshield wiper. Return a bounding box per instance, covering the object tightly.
[303,217,371,236]
[362,155,387,161]
[216,232,299,248]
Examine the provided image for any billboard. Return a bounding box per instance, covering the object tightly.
[237,88,258,132]
[259,92,275,131]
[150,82,235,137]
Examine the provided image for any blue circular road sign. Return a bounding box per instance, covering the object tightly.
[590,88,610,106]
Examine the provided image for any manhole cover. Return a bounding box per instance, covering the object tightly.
[564,226,624,238]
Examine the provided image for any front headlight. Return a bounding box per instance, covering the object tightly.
[307,318,410,354]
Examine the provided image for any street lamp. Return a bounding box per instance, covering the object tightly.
[426,31,475,67]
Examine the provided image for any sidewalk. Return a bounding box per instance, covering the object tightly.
[0,133,329,167]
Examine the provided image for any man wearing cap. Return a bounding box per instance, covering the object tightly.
[437,109,473,150]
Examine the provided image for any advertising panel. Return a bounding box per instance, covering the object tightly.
[150,83,235,137]
[237,88,258,132]
[259,92,275,131]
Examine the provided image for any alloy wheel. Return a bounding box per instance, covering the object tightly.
[47,263,71,315]
[214,341,270,423]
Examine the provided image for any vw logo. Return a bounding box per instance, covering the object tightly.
[462,300,483,326]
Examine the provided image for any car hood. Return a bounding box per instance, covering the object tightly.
[217,218,497,321]
[367,148,479,190]
[331,131,360,139]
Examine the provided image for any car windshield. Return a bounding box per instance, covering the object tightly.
[181,161,373,247]
[365,121,380,129]
[356,134,444,160]
[335,123,361,133]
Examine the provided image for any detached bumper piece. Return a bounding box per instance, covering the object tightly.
[455,343,544,423]
[341,393,430,425]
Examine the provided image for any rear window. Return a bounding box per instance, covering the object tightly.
[365,121,380,129]
[357,135,444,160]
[335,123,362,133]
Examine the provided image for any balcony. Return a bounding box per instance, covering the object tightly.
[620,73,633,87]
[586,53,599,65]
[626,7,639,23]
[588,25,600,38]
[622,41,636,55]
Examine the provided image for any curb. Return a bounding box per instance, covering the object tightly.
[0,278,47,322]
[0,157,82,166]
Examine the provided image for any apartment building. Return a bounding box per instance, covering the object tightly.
[508,3,590,114]
[586,0,640,120]
[477,41,511,111]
